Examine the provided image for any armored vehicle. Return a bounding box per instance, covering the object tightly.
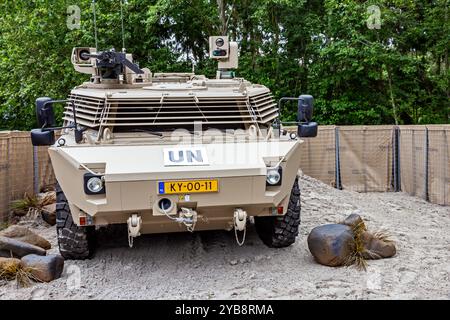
[31,36,317,259]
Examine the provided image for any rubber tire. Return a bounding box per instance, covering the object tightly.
[56,183,95,260]
[255,177,301,248]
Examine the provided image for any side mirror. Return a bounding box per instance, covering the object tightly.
[31,129,55,146]
[297,94,314,122]
[298,122,318,138]
[36,97,55,128]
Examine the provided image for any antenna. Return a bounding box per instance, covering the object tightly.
[120,0,126,52]
[92,0,98,50]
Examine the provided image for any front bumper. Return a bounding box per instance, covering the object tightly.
[48,140,301,231]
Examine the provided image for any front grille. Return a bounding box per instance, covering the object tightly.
[102,96,255,128]
[249,92,279,124]
[64,88,278,131]
[63,94,105,128]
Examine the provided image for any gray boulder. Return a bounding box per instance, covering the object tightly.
[361,231,396,259]
[307,224,355,267]
[0,225,51,250]
[340,213,366,230]
[20,254,64,282]
[41,203,56,226]
[0,236,46,258]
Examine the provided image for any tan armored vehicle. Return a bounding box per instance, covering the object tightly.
[31,36,317,259]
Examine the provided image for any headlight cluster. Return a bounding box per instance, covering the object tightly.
[266,167,282,186]
[84,173,105,195]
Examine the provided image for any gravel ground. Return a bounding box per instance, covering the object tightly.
[1,174,449,300]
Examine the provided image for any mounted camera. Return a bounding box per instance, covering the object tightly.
[209,36,230,59]
[209,36,238,79]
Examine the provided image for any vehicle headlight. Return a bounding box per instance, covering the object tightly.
[84,174,105,195]
[266,167,282,186]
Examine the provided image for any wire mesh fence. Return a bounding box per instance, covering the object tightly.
[0,131,57,221]
[8,132,34,201]
[339,126,395,192]
[299,126,336,187]
[0,125,449,220]
[37,143,57,191]
[0,132,10,221]
[399,126,428,199]
[427,126,449,205]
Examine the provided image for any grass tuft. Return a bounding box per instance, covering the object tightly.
[372,229,393,243]
[0,260,41,287]
[343,221,369,271]
[11,192,55,217]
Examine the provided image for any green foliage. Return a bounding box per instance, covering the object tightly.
[0,0,448,130]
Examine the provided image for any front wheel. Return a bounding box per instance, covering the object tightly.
[56,183,95,260]
[255,177,301,248]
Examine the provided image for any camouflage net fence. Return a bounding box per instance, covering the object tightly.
[0,125,449,220]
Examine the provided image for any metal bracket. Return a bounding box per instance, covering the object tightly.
[127,213,142,248]
[233,208,247,246]
[179,207,197,232]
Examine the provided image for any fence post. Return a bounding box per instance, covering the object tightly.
[335,126,342,190]
[6,135,11,221]
[33,146,39,194]
[424,127,429,201]
[392,126,401,192]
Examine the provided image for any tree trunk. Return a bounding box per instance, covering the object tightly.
[217,0,227,35]
[386,65,399,125]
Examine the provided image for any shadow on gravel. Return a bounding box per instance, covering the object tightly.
[94,223,265,254]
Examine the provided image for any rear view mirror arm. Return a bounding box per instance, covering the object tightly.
[277,97,311,123]
[41,99,85,143]
[276,96,318,138]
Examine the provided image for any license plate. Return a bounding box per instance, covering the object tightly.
[158,180,219,194]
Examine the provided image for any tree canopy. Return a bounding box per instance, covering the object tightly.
[0,0,448,130]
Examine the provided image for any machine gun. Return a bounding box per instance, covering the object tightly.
[80,49,144,79]
[72,47,147,83]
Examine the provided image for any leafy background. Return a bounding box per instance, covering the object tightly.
[0,0,448,130]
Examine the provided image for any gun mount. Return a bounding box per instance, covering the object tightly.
[71,47,151,87]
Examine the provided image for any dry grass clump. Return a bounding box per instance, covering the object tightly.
[0,258,40,287]
[344,223,395,271]
[344,221,368,271]
[11,192,55,218]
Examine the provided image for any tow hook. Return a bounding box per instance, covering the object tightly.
[179,207,197,232]
[127,213,142,248]
[234,208,247,246]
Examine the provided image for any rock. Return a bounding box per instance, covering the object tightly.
[361,231,396,259]
[307,224,355,267]
[340,213,366,230]
[0,225,51,250]
[229,260,238,266]
[0,236,46,258]
[41,204,56,226]
[20,254,64,283]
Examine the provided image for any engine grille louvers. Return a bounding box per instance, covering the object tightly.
[249,92,279,123]
[63,89,278,130]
